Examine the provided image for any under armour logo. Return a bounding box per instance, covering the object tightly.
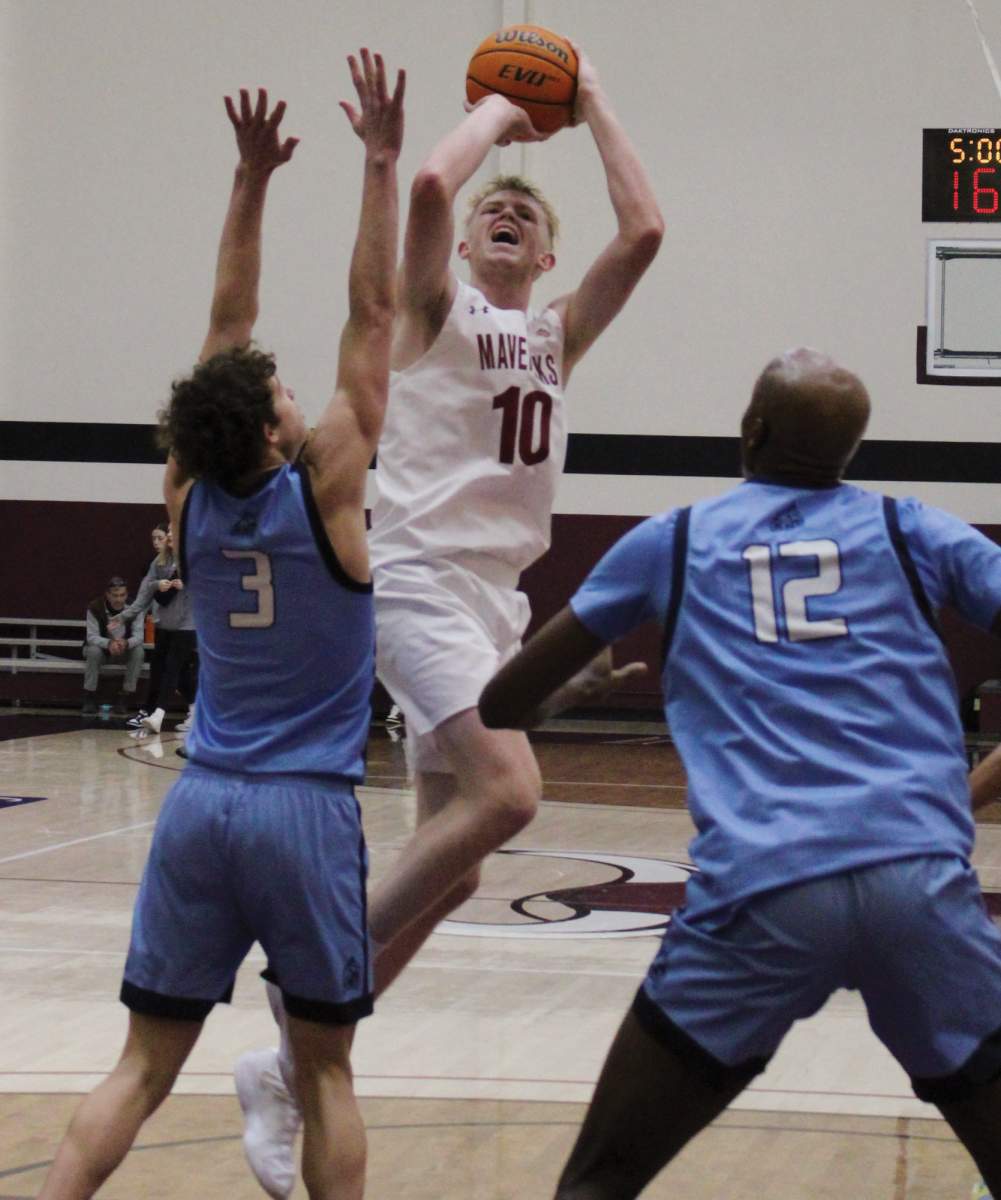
[343,956,361,991]
[769,503,804,531]
[469,305,490,315]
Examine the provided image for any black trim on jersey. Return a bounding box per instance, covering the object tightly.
[292,461,373,595]
[660,506,691,663]
[120,977,233,1022]
[225,465,283,498]
[177,485,193,586]
[631,987,770,1092]
[882,495,942,641]
[746,473,840,490]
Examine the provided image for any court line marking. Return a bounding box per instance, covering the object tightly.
[0,1117,960,1183]
[364,774,686,790]
[0,822,155,866]
[0,876,140,886]
[0,947,642,973]
[0,1067,921,1101]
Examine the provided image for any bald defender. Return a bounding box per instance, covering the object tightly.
[481,349,1001,1200]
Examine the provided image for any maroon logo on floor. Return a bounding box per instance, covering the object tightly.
[0,795,46,809]
[441,850,696,939]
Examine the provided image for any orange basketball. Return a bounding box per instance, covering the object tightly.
[466,25,578,134]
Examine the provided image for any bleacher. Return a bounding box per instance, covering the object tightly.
[0,617,150,678]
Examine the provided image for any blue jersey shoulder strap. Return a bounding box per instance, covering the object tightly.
[661,506,691,662]
[882,495,941,640]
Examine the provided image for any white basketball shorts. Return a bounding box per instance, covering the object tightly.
[373,558,530,775]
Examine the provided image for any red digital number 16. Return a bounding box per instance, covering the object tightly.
[493,387,552,466]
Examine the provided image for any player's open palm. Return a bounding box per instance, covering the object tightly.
[341,49,405,158]
[224,88,298,175]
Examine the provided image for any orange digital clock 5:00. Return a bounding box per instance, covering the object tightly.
[924,128,1001,221]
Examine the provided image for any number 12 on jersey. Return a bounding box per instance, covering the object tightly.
[742,539,847,643]
[493,387,552,466]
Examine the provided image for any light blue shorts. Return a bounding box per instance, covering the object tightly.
[641,855,1001,1081]
[122,764,372,1025]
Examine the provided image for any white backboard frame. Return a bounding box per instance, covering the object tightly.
[926,238,1001,378]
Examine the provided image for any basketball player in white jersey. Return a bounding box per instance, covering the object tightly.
[234,45,661,1198]
[366,41,662,982]
[231,42,652,1195]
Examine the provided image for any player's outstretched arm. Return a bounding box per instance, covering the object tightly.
[479,607,645,729]
[304,51,404,579]
[199,88,298,363]
[397,95,545,353]
[550,47,664,380]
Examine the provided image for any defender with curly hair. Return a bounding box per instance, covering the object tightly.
[39,51,405,1200]
[159,345,279,492]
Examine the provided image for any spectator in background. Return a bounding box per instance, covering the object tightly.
[83,577,145,715]
[121,528,198,734]
[149,522,169,571]
[123,522,186,728]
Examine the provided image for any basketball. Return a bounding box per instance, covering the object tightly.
[466,25,578,134]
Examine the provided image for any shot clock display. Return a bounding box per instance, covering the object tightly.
[924,129,1001,221]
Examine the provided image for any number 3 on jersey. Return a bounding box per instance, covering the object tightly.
[493,387,552,465]
[742,539,847,643]
[223,550,274,629]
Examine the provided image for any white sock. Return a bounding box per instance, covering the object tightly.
[265,980,297,1100]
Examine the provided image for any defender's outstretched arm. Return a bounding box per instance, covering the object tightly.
[304,51,405,577]
[552,47,664,378]
[200,88,298,363]
[479,606,645,729]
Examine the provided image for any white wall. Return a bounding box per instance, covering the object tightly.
[4,1,1001,515]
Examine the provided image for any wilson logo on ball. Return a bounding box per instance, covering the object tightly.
[491,28,574,66]
[467,24,578,134]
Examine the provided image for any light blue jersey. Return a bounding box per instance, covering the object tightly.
[179,462,374,781]
[572,480,1001,918]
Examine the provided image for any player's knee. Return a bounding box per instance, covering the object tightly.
[449,865,482,907]
[118,1052,180,1116]
[482,764,540,837]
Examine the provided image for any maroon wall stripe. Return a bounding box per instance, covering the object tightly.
[3,501,1001,711]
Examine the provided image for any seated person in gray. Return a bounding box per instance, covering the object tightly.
[83,577,145,715]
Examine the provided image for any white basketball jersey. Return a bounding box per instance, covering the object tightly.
[369,280,567,583]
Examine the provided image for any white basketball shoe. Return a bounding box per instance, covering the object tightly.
[140,707,165,735]
[234,1047,302,1199]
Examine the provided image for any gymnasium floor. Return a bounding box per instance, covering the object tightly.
[1,712,999,1198]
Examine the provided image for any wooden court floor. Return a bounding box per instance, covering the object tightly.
[0,710,996,1198]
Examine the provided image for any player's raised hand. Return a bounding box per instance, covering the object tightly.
[224,88,299,174]
[462,93,552,144]
[340,49,405,158]
[565,42,603,127]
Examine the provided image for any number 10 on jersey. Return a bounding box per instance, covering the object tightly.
[493,387,553,466]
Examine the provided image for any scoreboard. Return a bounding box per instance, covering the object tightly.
[923,129,1001,221]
